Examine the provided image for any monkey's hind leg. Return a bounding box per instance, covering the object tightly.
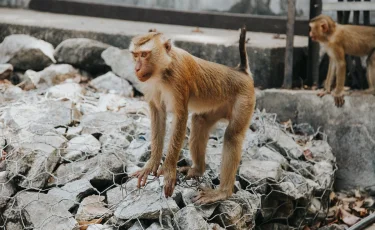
[193,96,255,204]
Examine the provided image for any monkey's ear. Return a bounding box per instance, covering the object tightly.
[321,21,328,33]
[164,39,172,53]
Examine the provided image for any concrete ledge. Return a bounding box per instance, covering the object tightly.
[0,8,308,88]
[256,89,375,191]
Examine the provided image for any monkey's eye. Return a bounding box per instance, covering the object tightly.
[141,52,148,58]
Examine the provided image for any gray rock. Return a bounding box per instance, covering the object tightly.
[104,216,134,229]
[174,205,209,230]
[0,171,16,211]
[51,152,126,186]
[318,224,347,230]
[96,93,130,112]
[89,72,133,96]
[309,140,335,163]
[99,131,130,155]
[54,38,110,73]
[212,200,243,229]
[278,172,313,200]
[249,146,288,169]
[66,126,83,139]
[6,133,67,189]
[290,159,315,178]
[46,82,84,103]
[79,111,131,135]
[259,223,291,230]
[0,63,13,80]
[128,221,148,230]
[0,81,23,103]
[126,138,151,163]
[48,179,96,211]
[25,64,78,87]
[75,195,112,221]
[0,34,56,70]
[4,191,78,230]
[114,190,179,219]
[313,161,335,189]
[101,47,142,93]
[86,225,115,230]
[107,177,164,208]
[239,160,283,184]
[146,223,162,230]
[63,134,101,162]
[268,130,304,159]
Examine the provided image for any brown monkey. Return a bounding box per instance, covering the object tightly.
[130,28,255,204]
[309,14,375,107]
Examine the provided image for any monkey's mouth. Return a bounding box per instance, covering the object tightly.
[138,73,152,82]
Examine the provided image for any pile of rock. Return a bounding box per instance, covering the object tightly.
[0,34,337,230]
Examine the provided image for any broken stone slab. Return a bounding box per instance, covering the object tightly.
[239,160,283,186]
[101,47,142,93]
[290,159,315,179]
[313,161,335,189]
[126,138,151,163]
[25,64,79,87]
[89,72,133,97]
[114,190,179,219]
[0,63,13,80]
[79,111,132,135]
[107,176,164,208]
[54,38,111,73]
[51,152,126,188]
[63,134,101,162]
[66,126,83,139]
[6,133,67,189]
[3,191,78,230]
[99,131,130,156]
[278,171,314,200]
[0,171,16,211]
[0,34,56,70]
[307,140,335,163]
[248,146,288,169]
[48,179,96,211]
[259,223,291,230]
[268,130,304,159]
[2,100,77,135]
[46,82,85,103]
[87,225,115,230]
[75,195,112,221]
[128,221,148,230]
[174,205,209,230]
[97,93,130,112]
[0,81,23,103]
[146,223,163,230]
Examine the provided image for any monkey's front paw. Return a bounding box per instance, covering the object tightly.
[157,167,177,198]
[192,188,230,205]
[317,90,330,97]
[131,161,160,188]
[332,91,345,107]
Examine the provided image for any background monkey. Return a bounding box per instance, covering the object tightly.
[309,14,375,107]
[130,28,255,204]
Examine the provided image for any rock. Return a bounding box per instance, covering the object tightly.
[48,179,96,211]
[318,224,347,230]
[6,133,67,189]
[278,172,313,200]
[99,131,130,155]
[293,123,315,136]
[308,140,335,163]
[46,82,84,103]
[51,152,126,188]
[0,81,23,103]
[128,221,148,230]
[212,200,243,229]
[268,130,304,159]
[25,64,79,87]
[146,223,162,230]
[54,38,111,73]
[63,134,101,161]
[3,191,78,229]
[0,34,56,70]
[66,126,83,139]
[76,195,112,221]
[90,72,133,96]
[260,223,291,230]
[174,205,209,230]
[249,146,288,169]
[0,64,13,80]
[104,216,134,229]
[107,177,163,207]
[313,161,335,189]
[114,190,179,219]
[101,47,142,93]
[97,93,129,112]
[2,100,77,135]
[0,171,16,211]
[290,159,315,178]
[239,160,283,186]
[126,138,151,163]
[79,111,131,135]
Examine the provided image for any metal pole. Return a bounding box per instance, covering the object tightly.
[283,0,296,89]
[307,0,322,87]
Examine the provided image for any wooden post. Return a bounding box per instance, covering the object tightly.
[307,0,322,87]
[283,0,296,89]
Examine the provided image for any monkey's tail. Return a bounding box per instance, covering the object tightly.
[239,26,250,74]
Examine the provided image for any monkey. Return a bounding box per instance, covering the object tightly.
[130,28,255,204]
[309,14,375,107]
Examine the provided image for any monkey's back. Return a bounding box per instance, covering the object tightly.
[337,24,375,56]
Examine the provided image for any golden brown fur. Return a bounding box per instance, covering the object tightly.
[310,14,375,107]
[130,28,255,204]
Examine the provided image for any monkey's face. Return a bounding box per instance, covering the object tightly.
[132,51,155,82]
[309,21,329,42]
[309,23,319,41]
